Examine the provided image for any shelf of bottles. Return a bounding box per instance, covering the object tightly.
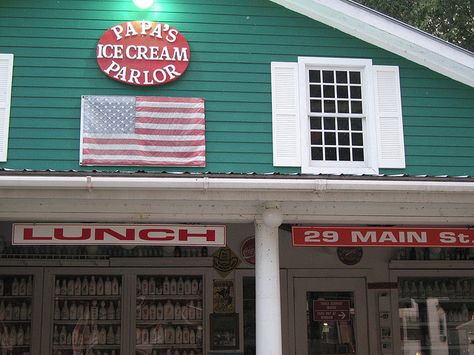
[136,275,204,355]
[52,275,122,355]
[0,275,33,355]
[398,277,474,355]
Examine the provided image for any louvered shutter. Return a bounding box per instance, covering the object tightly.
[271,62,301,167]
[373,65,405,169]
[0,54,14,162]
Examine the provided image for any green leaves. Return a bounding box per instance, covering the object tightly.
[355,0,473,51]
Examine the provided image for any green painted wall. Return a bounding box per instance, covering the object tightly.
[0,0,473,175]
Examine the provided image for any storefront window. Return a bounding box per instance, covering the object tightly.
[306,292,356,355]
[398,277,474,355]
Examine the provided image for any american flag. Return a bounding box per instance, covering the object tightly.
[80,96,206,167]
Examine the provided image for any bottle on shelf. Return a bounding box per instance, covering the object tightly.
[97,276,105,296]
[170,278,177,295]
[104,277,112,296]
[107,301,115,320]
[74,277,81,296]
[164,300,174,320]
[112,276,120,295]
[12,277,19,296]
[19,277,27,296]
[81,276,89,296]
[99,300,107,320]
[89,276,97,296]
[163,277,170,295]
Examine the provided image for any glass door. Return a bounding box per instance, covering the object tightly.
[294,277,369,355]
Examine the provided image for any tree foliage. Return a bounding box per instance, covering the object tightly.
[354,0,474,52]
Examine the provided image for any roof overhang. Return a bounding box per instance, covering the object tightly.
[0,175,473,226]
[270,0,474,87]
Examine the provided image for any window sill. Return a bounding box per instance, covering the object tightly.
[301,166,379,175]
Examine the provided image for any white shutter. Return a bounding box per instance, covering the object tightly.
[0,54,14,162]
[373,65,405,169]
[271,62,301,167]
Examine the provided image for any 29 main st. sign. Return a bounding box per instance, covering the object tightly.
[293,227,474,247]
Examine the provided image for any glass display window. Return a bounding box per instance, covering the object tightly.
[398,277,474,355]
[135,275,204,355]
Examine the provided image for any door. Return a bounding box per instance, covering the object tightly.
[294,277,369,355]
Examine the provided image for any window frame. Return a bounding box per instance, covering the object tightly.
[298,57,379,174]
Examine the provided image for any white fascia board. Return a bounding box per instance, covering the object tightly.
[0,175,473,194]
[269,0,474,87]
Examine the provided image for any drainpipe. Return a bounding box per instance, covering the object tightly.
[255,204,283,355]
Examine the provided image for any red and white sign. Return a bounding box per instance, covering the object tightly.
[13,224,226,246]
[293,226,474,247]
[313,300,350,321]
[96,21,190,86]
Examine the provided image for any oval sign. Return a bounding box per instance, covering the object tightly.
[96,21,190,86]
[241,237,255,265]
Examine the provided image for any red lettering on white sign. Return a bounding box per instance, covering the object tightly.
[13,224,226,246]
[293,227,474,247]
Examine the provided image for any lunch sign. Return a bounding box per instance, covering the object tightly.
[292,227,474,247]
[13,224,226,246]
[96,21,190,86]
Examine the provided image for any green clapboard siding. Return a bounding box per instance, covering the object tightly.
[0,0,473,175]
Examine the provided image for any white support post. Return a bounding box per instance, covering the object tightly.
[255,206,283,355]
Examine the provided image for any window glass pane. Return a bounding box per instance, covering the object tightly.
[351,118,362,131]
[323,85,335,98]
[310,117,322,130]
[309,70,321,83]
[337,118,349,130]
[312,147,324,160]
[349,71,361,84]
[311,132,323,145]
[337,86,349,98]
[324,132,336,145]
[310,100,322,113]
[323,71,334,83]
[352,133,364,146]
[350,86,362,99]
[339,148,351,161]
[324,118,336,130]
[398,276,474,355]
[338,133,350,146]
[336,71,348,83]
[337,101,349,113]
[325,147,337,160]
[353,148,364,161]
[324,100,336,113]
[351,101,363,114]
[310,85,322,98]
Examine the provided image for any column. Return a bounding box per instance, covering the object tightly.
[255,205,283,355]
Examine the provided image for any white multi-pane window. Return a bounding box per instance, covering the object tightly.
[307,68,365,163]
[271,57,405,174]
